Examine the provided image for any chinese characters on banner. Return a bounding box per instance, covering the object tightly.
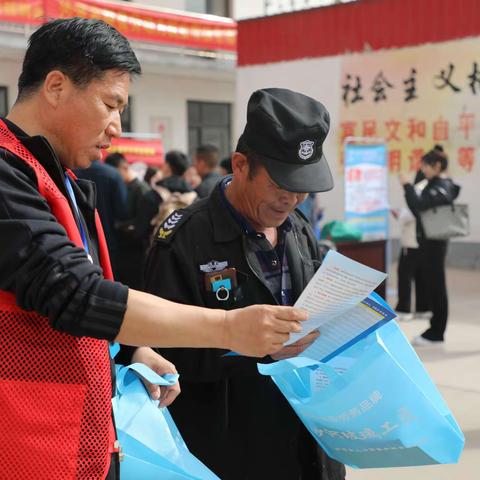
[339,38,480,176]
[344,144,389,240]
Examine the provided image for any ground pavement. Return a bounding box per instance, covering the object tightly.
[347,267,480,480]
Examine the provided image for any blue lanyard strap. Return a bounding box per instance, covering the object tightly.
[64,174,119,356]
[64,173,90,254]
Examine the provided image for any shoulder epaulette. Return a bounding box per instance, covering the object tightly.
[155,208,192,243]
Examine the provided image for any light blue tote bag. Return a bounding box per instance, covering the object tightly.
[259,321,464,468]
[113,363,220,480]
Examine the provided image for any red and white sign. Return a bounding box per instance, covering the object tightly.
[103,137,164,167]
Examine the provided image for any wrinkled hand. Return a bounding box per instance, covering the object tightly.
[271,329,320,360]
[224,305,307,357]
[131,347,181,407]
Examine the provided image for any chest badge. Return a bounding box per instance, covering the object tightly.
[199,260,228,273]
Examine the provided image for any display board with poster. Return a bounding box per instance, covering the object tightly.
[344,139,389,241]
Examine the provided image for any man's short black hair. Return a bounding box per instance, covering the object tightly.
[195,144,220,169]
[220,156,233,174]
[17,17,141,99]
[144,166,158,184]
[104,152,127,169]
[165,150,189,176]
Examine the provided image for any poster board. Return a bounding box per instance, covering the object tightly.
[344,138,389,241]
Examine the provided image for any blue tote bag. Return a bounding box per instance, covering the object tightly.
[113,363,220,480]
[259,321,464,468]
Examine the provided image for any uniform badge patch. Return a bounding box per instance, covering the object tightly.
[157,212,183,239]
[298,140,315,160]
[199,260,228,273]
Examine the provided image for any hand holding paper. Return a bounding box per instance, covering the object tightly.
[284,251,396,362]
[287,250,387,345]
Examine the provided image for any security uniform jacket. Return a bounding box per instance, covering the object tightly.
[145,183,345,480]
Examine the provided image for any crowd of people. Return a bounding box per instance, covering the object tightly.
[0,18,310,480]
[0,14,463,480]
[75,143,228,290]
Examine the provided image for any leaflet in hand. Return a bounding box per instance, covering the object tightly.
[287,250,394,361]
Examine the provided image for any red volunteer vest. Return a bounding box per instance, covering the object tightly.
[0,120,117,479]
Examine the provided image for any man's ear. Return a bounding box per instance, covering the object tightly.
[231,152,248,177]
[41,70,70,108]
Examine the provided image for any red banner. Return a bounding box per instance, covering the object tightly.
[104,137,164,167]
[238,0,480,66]
[0,0,43,24]
[0,0,236,52]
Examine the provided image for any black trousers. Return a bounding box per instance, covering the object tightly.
[105,453,120,480]
[396,247,430,313]
[419,240,449,340]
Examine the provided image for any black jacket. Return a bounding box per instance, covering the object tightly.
[75,160,128,253]
[195,171,222,199]
[159,175,193,194]
[144,184,345,480]
[404,176,460,241]
[0,118,127,340]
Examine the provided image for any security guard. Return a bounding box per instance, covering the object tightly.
[0,20,307,479]
[145,88,346,480]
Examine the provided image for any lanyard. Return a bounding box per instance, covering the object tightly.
[64,173,90,255]
[65,173,119,356]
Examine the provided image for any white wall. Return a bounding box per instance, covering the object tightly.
[233,0,350,20]
[130,70,235,152]
[130,0,187,11]
[0,58,22,109]
[237,55,480,243]
[0,56,235,157]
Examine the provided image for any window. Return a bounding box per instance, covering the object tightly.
[186,0,230,17]
[188,101,231,158]
[0,87,8,117]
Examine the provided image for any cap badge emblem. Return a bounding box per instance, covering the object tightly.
[298,140,315,160]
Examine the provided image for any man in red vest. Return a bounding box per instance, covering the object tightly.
[0,18,306,479]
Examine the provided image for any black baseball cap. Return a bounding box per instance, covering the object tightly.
[236,88,334,193]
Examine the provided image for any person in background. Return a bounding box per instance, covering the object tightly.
[143,165,159,185]
[135,150,193,246]
[75,153,128,277]
[400,145,460,346]
[0,19,308,480]
[184,164,202,189]
[105,152,150,221]
[144,88,345,480]
[193,144,222,198]
[105,152,150,288]
[219,156,232,176]
[392,169,431,321]
[157,150,192,193]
